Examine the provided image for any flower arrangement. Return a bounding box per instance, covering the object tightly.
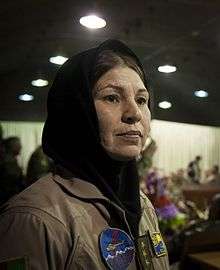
[144,169,187,239]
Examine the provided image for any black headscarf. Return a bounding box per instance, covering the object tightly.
[42,39,148,238]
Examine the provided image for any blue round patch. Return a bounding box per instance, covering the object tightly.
[99,227,135,270]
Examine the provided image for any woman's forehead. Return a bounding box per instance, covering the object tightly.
[95,66,146,90]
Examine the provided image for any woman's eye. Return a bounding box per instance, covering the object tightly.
[104,95,120,103]
[136,97,148,105]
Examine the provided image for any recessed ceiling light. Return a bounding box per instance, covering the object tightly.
[31,79,48,87]
[158,65,177,73]
[194,90,208,98]
[158,101,172,109]
[79,15,106,29]
[18,94,34,101]
[49,56,68,65]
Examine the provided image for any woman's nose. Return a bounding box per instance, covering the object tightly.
[121,100,142,124]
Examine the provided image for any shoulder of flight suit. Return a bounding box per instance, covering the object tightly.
[0,210,73,269]
[2,173,87,221]
[0,174,85,270]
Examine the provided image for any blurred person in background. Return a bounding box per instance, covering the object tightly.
[26,146,54,186]
[0,136,24,204]
[206,165,220,185]
[187,155,202,184]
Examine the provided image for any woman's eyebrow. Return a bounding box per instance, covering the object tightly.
[137,88,149,94]
[99,84,148,94]
[98,83,124,92]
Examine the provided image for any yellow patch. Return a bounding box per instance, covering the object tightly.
[149,232,167,257]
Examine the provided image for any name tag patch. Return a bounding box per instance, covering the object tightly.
[137,234,152,269]
[99,227,135,270]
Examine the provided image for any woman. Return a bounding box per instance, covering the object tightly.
[0,40,169,269]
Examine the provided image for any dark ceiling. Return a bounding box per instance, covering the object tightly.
[1,0,220,126]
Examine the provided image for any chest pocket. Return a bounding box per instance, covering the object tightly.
[66,234,106,270]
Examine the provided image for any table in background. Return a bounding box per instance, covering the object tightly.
[188,251,220,270]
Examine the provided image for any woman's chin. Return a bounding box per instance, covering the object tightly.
[106,147,141,161]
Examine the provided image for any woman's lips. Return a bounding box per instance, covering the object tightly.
[116,131,142,143]
[119,134,140,138]
[116,130,142,137]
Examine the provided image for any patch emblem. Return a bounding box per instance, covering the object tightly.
[149,232,166,257]
[0,256,27,270]
[99,228,135,270]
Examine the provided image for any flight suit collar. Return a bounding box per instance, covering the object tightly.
[53,173,108,201]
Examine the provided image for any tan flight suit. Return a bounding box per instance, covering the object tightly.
[0,173,169,269]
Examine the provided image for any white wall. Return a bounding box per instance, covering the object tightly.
[151,120,220,175]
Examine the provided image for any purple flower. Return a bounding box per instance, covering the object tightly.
[156,204,179,219]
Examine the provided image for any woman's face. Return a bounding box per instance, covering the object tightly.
[93,66,151,161]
